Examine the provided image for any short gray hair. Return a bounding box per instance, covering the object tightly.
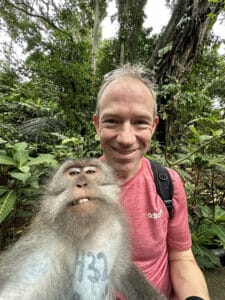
[96,64,157,117]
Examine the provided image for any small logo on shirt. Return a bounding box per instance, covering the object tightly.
[147,209,163,219]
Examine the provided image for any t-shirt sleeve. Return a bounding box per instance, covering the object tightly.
[167,168,192,250]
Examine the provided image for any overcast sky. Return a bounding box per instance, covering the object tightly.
[102,0,171,37]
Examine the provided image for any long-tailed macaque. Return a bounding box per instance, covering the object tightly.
[0,159,165,300]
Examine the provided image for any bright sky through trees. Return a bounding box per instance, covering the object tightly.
[102,0,170,37]
[102,0,225,53]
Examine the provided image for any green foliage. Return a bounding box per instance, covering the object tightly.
[23,36,95,133]
[148,111,225,269]
[0,140,58,225]
[0,190,16,224]
[165,115,225,268]
[0,0,98,136]
[97,39,120,74]
[0,0,224,271]
[190,203,225,268]
[116,0,148,63]
[50,131,101,161]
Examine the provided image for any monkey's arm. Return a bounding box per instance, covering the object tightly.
[115,262,166,300]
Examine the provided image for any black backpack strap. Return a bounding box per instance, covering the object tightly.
[150,160,174,218]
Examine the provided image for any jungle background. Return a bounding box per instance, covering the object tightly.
[0,0,225,283]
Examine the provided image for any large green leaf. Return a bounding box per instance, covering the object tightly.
[199,135,213,142]
[189,125,200,138]
[194,223,215,243]
[202,248,221,266]
[18,166,30,173]
[214,205,225,221]
[192,243,221,268]
[197,204,213,218]
[0,188,9,197]
[211,223,225,246]
[192,242,205,255]
[0,154,16,166]
[13,150,29,166]
[9,171,31,184]
[12,142,28,152]
[27,154,58,167]
[0,191,17,224]
[0,138,6,144]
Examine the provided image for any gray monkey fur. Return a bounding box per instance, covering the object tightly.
[0,158,165,300]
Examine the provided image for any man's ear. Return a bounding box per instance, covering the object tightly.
[93,114,100,134]
[151,116,159,135]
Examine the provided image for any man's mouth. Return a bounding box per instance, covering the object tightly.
[113,148,137,155]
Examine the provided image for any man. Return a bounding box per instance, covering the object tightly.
[93,65,209,300]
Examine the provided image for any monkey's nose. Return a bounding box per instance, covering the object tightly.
[76,181,88,188]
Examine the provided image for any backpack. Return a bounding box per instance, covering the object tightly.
[149,160,174,218]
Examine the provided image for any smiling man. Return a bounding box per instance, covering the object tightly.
[93,65,209,300]
[93,73,158,183]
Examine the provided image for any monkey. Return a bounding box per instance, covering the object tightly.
[0,158,165,300]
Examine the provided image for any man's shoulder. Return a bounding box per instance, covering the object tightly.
[144,157,182,181]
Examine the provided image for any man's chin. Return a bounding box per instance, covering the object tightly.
[112,160,142,179]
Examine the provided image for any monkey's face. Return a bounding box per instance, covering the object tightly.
[63,162,106,215]
[43,159,120,239]
[40,159,120,241]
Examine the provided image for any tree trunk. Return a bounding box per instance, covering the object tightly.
[148,0,224,86]
[92,0,100,74]
[147,0,224,145]
[117,0,147,64]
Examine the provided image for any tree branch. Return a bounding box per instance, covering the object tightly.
[5,0,62,32]
[167,133,225,167]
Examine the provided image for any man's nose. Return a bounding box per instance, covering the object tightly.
[117,123,136,145]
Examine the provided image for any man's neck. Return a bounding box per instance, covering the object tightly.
[115,160,143,186]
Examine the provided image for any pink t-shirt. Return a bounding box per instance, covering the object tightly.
[119,157,192,299]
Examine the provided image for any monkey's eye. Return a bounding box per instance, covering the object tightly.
[84,166,97,174]
[68,167,81,176]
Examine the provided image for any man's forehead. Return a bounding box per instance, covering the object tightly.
[98,102,154,122]
[100,77,153,101]
[96,75,157,117]
[103,75,147,91]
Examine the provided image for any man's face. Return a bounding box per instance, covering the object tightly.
[93,76,158,182]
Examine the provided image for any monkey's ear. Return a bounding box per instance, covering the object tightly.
[93,114,100,134]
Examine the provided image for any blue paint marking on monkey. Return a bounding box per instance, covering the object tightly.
[73,249,110,299]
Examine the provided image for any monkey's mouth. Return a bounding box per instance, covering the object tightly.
[68,197,94,206]
[69,198,91,206]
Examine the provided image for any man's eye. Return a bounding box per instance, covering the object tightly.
[135,120,149,125]
[102,119,119,126]
[104,119,118,123]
